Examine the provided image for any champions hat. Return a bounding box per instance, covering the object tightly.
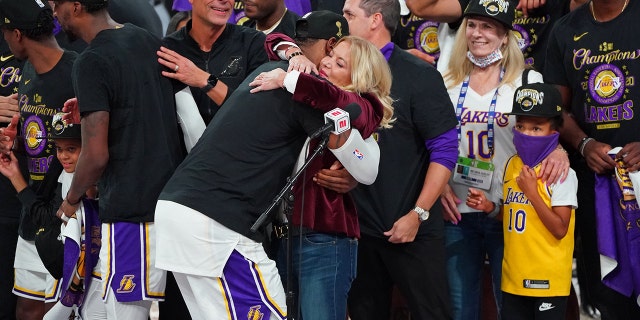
[463,0,516,29]
[295,10,349,40]
[49,113,81,140]
[507,83,563,118]
[0,0,51,29]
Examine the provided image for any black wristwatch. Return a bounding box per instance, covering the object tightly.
[201,73,218,93]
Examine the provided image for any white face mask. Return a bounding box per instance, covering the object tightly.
[466,49,503,68]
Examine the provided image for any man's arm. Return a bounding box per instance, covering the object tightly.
[58,111,109,218]
[384,162,452,243]
[405,0,463,22]
[555,84,615,173]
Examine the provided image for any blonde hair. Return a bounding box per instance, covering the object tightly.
[443,17,525,90]
[337,36,395,128]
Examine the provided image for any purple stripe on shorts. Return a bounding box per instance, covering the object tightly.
[107,222,144,302]
[222,250,285,320]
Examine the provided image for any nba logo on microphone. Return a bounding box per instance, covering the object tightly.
[324,108,351,134]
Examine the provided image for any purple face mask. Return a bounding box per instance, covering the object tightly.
[512,128,559,167]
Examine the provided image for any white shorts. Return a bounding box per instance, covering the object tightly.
[99,222,165,303]
[13,268,61,303]
[155,200,286,319]
[13,236,61,302]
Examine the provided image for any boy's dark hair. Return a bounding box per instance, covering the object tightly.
[19,10,55,41]
[549,115,563,131]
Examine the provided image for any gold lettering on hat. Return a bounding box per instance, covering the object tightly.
[336,22,343,38]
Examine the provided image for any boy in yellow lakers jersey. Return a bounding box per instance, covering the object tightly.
[467,83,578,319]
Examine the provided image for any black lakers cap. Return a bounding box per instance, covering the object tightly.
[295,10,349,40]
[49,113,81,140]
[0,0,51,30]
[463,0,516,30]
[507,83,563,118]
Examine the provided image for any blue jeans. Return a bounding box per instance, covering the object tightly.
[277,232,357,320]
[445,212,503,320]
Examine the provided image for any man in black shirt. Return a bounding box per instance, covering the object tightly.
[339,0,458,318]
[52,0,182,318]
[158,0,268,124]
[242,0,300,37]
[0,1,77,319]
[154,60,325,319]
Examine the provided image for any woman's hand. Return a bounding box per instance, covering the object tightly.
[440,184,462,224]
[466,187,493,213]
[288,54,318,74]
[249,69,287,93]
[539,147,570,184]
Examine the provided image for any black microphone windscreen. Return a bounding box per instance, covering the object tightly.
[343,102,362,120]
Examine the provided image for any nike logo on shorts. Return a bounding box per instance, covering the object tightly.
[539,302,556,311]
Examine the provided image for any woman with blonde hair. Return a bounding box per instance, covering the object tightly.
[249,34,393,320]
[439,1,569,319]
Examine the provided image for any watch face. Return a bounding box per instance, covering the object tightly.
[419,211,430,221]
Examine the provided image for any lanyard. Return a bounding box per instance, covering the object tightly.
[455,69,504,159]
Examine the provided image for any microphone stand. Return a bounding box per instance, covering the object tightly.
[250,133,330,320]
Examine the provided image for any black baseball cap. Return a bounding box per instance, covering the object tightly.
[77,0,108,4]
[295,10,349,40]
[507,83,563,118]
[0,0,51,30]
[463,0,516,30]
[49,113,81,140]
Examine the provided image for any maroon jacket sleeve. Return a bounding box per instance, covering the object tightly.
[291,73,383,138]
[264,33,295,61]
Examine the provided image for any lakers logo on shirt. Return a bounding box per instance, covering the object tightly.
[22,115,46,157]
[116,275,136,293]
[588,64,625,105]
[247,305,264,320]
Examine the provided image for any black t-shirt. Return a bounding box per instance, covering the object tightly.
[17,51,76,238]
[55,0,163,52]
[544,0,640,147]
[351,48,458,240]
[392,14,441,66]
[0,39,22,222]
[160,61,324,243]
[513,0,569,71]
[242,9,300,38]
[163,22,268,124]
[74,24,182,223]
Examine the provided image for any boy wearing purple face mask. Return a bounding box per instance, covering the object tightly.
[467,83,578,320]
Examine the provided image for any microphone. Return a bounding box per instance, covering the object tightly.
[310,103,362,139]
